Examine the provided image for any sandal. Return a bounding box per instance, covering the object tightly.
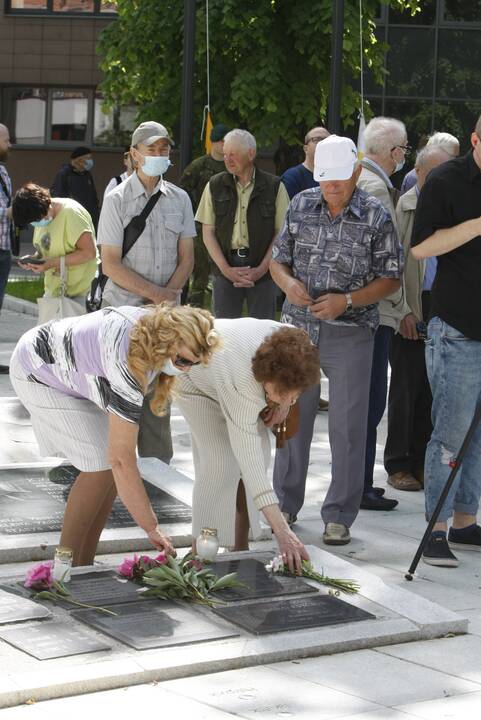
[387,471,422,491]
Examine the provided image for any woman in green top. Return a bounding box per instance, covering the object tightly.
[12,182,97,303]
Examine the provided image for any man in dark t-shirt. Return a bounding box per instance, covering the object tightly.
[281,126,330,200]
[411,113,481,569]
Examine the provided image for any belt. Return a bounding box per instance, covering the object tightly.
[231,247,249,258]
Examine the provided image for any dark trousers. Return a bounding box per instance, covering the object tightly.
[364,324,394,491]
[213,275,276,319]
[0,249,11,311]
[384,293,432,476]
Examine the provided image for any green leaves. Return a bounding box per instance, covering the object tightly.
[97,0,421,157]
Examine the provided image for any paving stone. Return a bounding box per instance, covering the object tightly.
[396,689,481,719]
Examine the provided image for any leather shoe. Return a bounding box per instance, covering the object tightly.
[0,364,9,374]
[323,522,350,545]
[388,471,421,491]
[372,487,385,497]
[360,491,398,511]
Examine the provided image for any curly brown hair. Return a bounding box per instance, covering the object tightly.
[251,327,320,393]
[128,304,220,416]
[12,183,51,227]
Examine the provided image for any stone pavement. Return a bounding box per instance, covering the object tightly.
[1,305,481,718]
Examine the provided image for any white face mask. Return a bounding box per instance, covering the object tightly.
[394,158,405,174]
[161,358,185,376]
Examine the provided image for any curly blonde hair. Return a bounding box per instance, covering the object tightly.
[128,304,220,415]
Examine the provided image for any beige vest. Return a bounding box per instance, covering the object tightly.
[396,186,426,322]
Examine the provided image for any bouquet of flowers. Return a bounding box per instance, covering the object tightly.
[265,556,360,595]
[24,561,116,615]
[118,552,245,607]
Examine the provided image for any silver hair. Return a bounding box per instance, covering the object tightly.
[223,129,257,152]
[427,131,459,155]
[364,116,407,156]
[415,144,452,168]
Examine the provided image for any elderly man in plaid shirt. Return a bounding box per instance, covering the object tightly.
[0,124,13,374]
[270,135,403,546]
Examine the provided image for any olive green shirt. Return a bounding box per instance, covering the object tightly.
[196,171,289,250]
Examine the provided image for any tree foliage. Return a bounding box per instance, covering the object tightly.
[97,0,421,154]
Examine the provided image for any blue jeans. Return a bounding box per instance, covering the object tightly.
[364,324,394,491]
[0,249,11,311]
[424,317,481,521]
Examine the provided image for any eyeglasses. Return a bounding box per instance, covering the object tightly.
[391,144,412,156]
[174,353,201,368]
[306,136,327,145]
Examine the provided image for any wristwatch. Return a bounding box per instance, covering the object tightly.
[345,292,353,312]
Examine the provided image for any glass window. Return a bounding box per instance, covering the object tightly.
[386,27,435,97]
[389,1,436,25]
[434,101,479,152]
[93,93,136,146]
[442,0,481,23]
[99,0,116,12]
[383,99,434,158]
[52,0,94,11]
[437,29,481,99]
[9,1,48,8]
[50,90,88,142]
[363,27,386,95]
[14,88,47,144]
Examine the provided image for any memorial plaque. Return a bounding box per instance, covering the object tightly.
[0,621,111,659]
[14,571,145,609]
[0,466,190,535]
[0,589,51,624]
[209,558,316,601]
[213,594,375,635]
[73,600,239,650]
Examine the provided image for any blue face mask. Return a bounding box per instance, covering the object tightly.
[31,217,52,228]
[83,158,94,171]
[141,155,171,177]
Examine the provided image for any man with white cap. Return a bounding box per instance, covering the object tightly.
[270,135,403,545]
[98,120,196,462]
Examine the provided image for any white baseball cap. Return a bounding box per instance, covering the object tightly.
[313,135,358,181]
[131,121,174,147]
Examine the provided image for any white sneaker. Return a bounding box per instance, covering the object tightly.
[323,522,351,546]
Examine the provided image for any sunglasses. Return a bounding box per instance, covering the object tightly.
[174,353,201,368]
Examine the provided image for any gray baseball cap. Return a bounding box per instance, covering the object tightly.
[131,121,174,147]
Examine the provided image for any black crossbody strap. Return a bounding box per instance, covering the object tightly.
[121,189,162,259]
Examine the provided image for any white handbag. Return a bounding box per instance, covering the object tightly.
[37,256,86,325]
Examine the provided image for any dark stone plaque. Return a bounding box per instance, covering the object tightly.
[0,589,51,624]
[13,571,145,609]
[0,621,111,659]
[73,600,239,650]
[209,559,316,602]
[0,466,190,535]
[213,594,376,635]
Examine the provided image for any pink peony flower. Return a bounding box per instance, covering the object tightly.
[24,561,53,590]
[155,552,168,565]
[118,555,138,578]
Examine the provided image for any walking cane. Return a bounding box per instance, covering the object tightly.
[405,400,481,581]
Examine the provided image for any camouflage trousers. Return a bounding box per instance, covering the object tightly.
[188,238,211,307]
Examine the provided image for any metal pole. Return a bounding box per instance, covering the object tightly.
[180,0,196,171]
[328,0,344,134]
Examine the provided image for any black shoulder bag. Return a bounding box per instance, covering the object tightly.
[86,190,161,312]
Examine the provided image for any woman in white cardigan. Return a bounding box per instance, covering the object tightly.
[177,317,320,573]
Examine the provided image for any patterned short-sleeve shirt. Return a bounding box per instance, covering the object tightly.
[272,186,403,343]
[14,306,149,424]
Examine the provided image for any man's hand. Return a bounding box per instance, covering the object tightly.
[241,265,268,285]
[285,277,313,306]
[399,313,419,340]
[223,265,255,287]
[150,287,182,304]
[309,293,347,321]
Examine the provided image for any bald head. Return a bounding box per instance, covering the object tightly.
[415,145,451,189]
[303,126,330,170]
[0,124,10,162]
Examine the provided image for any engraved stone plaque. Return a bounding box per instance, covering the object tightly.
[0,589,51,624]
[0,621,111,659]
[213,594,375,635]
[73,600,239,650]
[209,558,316,601]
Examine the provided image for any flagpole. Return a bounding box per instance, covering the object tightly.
[328,0,344,134]
[180,0,196,171]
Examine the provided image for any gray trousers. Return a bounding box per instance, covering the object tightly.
[213,275,276,319]
[137,392,173,463]
[273,321,374,527]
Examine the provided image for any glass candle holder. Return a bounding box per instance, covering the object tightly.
[196,527,219,562]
